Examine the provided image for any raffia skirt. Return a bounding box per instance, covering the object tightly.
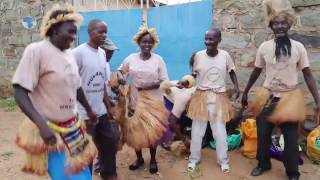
[187,90,234,123]
[15,117,97,176]
[115,86,169,150]
[247,87,306,124]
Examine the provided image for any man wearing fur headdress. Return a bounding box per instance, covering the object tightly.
[241,0,320,179]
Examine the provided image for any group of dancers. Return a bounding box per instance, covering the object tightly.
[12,0,320,180]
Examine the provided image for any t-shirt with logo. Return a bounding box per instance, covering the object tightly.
[193,49,235,104]
[255,39,310,95]
[73,43,108,120]
[193,49,235,92]
[12,39,81,122]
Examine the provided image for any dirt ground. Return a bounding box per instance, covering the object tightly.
[0,108,319,180]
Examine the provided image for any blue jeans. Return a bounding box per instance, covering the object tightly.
[48,151,91,180]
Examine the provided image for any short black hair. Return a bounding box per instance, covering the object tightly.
[209,28,221,39]
[88,19,104,33]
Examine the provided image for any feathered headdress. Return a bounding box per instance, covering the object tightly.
[132,26,160,49]
[40,4,83,37]
[263,0,296,26]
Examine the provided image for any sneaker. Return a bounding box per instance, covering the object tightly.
[221,164,230,173]
[187,162,197,172]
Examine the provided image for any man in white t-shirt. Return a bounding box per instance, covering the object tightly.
[186,29,240,173]
[73,19,119,180]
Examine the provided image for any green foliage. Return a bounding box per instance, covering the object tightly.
[183,165,202,180]
[0,152,14,161]
[0,98,17,112]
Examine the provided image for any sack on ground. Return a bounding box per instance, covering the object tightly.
[241,118,257,158]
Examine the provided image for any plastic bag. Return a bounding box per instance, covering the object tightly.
[306,126,320,163]
[241,118,257,158]
[209,129,242,151]
[270,135,303,165]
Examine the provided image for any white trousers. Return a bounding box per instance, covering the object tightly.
[189,104,229,165]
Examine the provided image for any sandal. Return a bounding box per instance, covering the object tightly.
[149,161,158,174]
[129,158,144,171]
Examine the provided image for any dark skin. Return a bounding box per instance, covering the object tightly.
[13,21,97,146]
[126,33,161,173]
[170,30,240,146]
[88,21,107,49]
[87,21,117,180]
[168,80,191,147]
[49,21,77,50]
[136,33,161,91]
[177,30,240,94]
[169,80,190,139]
[204,30,240,98]
[100,47,115,62]
[118,34,161,91]
[87,20,115,122]
[241,15,320,124]
[77,88,98,124]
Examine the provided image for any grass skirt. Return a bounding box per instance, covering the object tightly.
[15,118,97,176]
[248,87,306,124]
[115,86,169,150]
[187,90,234,122]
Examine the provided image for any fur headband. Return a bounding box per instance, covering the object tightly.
[132,26,160,49]
[40,4,83,38]
[263,0,296,26]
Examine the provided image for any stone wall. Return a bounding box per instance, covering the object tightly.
[0,0,74,98]
[0,0,319,105]
[0,0,141,98]
[214,0,320,111]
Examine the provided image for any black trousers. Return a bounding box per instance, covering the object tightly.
[86,114,120,178]
[256,97,300,177]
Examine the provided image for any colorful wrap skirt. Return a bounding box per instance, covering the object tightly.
[15,117,97,176]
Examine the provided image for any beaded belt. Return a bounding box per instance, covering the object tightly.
[47,117,88,157]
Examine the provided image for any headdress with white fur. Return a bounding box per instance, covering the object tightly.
[263,0,296,26]
[160,75,196,95]
[182,75,196,88]
[40,4,83,38]
[132,26,160,49]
